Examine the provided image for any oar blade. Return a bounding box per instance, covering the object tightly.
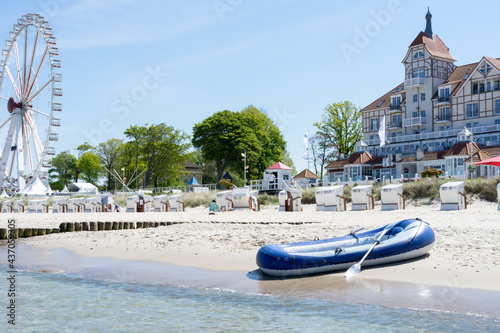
[344,263,361,279]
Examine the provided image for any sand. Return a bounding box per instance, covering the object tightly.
[2,199,499,292]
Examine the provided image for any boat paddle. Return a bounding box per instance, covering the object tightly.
[344,222,397,279]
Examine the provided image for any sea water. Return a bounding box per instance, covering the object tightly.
[1,247,499,332]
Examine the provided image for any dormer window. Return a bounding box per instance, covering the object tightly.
[413,51,424,59]
[479,62,492,75]
[376,100,384,107]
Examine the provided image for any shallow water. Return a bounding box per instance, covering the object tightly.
[0,245,499,332]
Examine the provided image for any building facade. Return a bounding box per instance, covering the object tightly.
[326,9,500,182]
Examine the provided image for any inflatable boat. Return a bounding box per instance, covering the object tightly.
[256,218,435,277]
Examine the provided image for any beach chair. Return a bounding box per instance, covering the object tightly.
[52,198,68,213]
[153,195,169,212]
[380,184,405,211]
[440,181,466,211]
[497,183,500,211]
[168,194,184,212]
[216,190,233,211]
[278,189,302,212]
[38,198,49,213]
[317,185,346,212]
[249,190,260,212]
[3,200,14,213]
[351,185,374,211]
[27,199,39,213]
[13,200,24,213]
[100,194,114,212]
[67,198,78,213]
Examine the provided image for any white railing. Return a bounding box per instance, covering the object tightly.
[404,77,425,89]
[249,178,301,192]
[366,123,500,146]
[403,116,427,127]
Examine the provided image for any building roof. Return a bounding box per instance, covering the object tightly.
[443,142,480,156]
[185,160,202,173]
[325,159,346,169]
[361,83,405,111]
[421,150,447,161]
[408,32,456,62]
[464,150,493,163]
[343,151,373,165]
[266,162,292,170]
[294,169,319,179]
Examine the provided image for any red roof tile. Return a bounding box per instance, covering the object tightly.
[266,162,292,170]
[443,142,480,156]
[409,32,456,61]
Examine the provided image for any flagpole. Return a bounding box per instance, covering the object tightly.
[307,130,310,172]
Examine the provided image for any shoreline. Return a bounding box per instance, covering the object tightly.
[2,244,499,318]
[1,201,499,309]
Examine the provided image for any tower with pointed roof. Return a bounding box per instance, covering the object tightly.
[402,8,456,134]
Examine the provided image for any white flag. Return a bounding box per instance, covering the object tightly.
[303,132,309,160]
[378,115,386,147]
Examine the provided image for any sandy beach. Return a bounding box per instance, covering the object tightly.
[2,199,499,293]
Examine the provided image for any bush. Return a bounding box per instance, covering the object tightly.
[403,179,445,200]
[218,179,233,190]
[464,177,500,202]
[258,192,279,206]
[420,168,443,178]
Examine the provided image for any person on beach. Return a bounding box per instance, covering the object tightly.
[114,203,122,212]
[209,199,217,215]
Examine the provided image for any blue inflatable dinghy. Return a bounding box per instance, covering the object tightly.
[256,218,435,277]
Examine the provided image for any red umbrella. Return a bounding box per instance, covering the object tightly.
[472,155,500,167]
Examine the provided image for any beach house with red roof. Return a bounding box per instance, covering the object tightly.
[326,9,500,183]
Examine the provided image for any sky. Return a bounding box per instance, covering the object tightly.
[1,0,500,178]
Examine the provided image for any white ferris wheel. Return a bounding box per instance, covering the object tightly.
[0,13,61,191]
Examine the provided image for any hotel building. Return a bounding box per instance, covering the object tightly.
[326,9,500,182]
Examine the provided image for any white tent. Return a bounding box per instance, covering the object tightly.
[23,177,48,196]
[68,182,98,195]
[61,185,69,193]
[46,182,53,195]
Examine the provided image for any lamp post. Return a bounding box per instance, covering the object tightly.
[241,152,247,185]
[468,131,473,179]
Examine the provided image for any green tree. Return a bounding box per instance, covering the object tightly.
[95,139,125,190]
[239,106,287,180]
[76,152,102,184]
[193,110,253,181]
[74,142,94,182]
[186,149,217,184]
[192,106,288,182]
[314,101,362,158]
[49,150,77,190]
[124,123,190,188]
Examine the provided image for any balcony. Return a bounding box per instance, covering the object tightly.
[404,77,425,89]
[389,104,401,112]
[389,122,402,129]
[436,96,450,104]
[403,116,427,128]
[436,115,451,122]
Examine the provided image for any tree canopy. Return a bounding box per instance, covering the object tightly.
[76,152,102,184]
[313,101,362,158]
[49,150,77,190]
[192,106,288,181]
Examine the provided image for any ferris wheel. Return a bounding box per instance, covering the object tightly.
[0,13,61,191]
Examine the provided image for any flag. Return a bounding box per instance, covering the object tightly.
[378,115,386,147]
[303,132,309,160]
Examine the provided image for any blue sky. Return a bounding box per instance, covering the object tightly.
[1,0,499,177]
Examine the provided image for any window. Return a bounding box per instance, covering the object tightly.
[376,100,384,107]
[412,68,425,78]
[439,87,450,102]
[391,96,401,110]
[437,68,448,78]
[421,110,426,117]
[466,103,479,118]
[439,126,445,131]
[413,51,424,59]
[495,119,500,125]
[421,93,426,101]
[413,111,419,117]
[439,107,450,121]
[370,118,379,131]
[392,114,401,127]
[495,100,500,114]
[487,80,500,91]
[479,63,492,75]
[472,82,485,94]
[398,86,404,92]
[413,94,417,103]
